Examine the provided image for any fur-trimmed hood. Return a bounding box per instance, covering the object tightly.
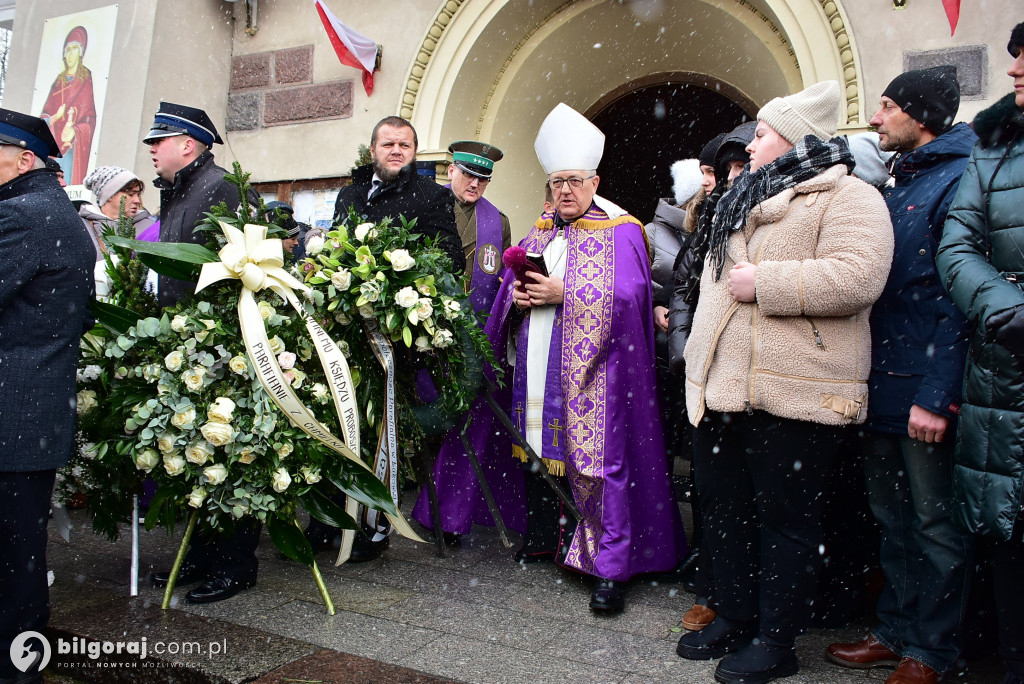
[973,93,1024,149]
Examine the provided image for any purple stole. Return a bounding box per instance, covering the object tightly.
[468,196,504,314]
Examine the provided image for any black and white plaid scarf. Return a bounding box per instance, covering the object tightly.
[708,135,855,280]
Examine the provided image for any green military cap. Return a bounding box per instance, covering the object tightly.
[448,140,504,179]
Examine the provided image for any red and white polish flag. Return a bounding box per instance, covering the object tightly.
[314,0,379,96]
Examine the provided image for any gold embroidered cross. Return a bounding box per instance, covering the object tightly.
[579,310,601,335]
[548,418,563,447]
[579,260,602,280]
[514,402,524,432]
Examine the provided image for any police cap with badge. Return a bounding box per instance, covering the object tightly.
[0,108,61,158]
[448,140,503,179]
[143,102,224,146]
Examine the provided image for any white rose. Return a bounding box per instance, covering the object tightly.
[164,350,185,372]
[229,355,249,376]
[307,234,325,256]
[433,329,455,349]
[444,299,461,318]
[181,367,206,392]
[334,311,352,325]
[157,432,177,454]
[208,397,236,424]
[257,301,276,321]
[388,249,415,272]
[187,486,208,508]
[414,335,432,352]
[331,269,352,291]
[171,406,196,429]
[142,364,162,382]
[311,383,329,401]
[358,303,375,319]
[170,315,188,333]
[237,448,256,465]
[288,368,306,388]
[162,452,186,477]
[394,286,419,309]
[268,336,285,354]
[301,466,322,484]
[359,281,381,303]
[135,448,159,473]
[200,421,234,447]
[76,389,97,415]
[338,340,350,356]
[354,222,374,241]
[203,463,229,486]
[77,364,102,382]
[272,467,292,493]
[414,298,434,321]
[277,351,297,370]
[276,442,294,459]
[185,440,215,465]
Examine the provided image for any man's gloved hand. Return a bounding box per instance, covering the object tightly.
[988,304,1024,358]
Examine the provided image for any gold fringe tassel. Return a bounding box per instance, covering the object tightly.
[512,445,566,477]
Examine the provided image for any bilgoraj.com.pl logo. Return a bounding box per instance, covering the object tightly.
[9,631,228,674]
[9,631,50,674]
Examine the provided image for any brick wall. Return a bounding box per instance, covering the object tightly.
[226,45,354,132]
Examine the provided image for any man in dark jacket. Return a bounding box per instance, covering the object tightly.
[325,116,462,269]
[144,102,239,307]
[305,116,461,561]
[0,109,94,683]
[828,66,976,684]
[143,102,261,605]
[937,22,1024,684]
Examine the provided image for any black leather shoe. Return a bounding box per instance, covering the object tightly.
[185,576,256,604]
[348,533,389,562]
[513,548,555,564]
[151,562,207,588]
[714,638,799,683]
[589,578,625,614]
[676,617,757,660]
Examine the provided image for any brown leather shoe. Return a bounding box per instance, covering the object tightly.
[826,635,900,669]
[885,658,940,684]
[682,603,717,631]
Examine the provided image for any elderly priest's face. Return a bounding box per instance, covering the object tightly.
[548,170,599,222]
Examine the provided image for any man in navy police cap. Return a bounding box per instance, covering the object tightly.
[0,108,94,683]
[144,102,262,605]
[143,101,239,307]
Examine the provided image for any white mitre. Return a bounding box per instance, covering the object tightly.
[534,103,626,219]
[534,103,604,174]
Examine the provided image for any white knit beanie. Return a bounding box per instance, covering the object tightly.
[757,80,841,144]
[84,165,141,208]
[670,159,702,205]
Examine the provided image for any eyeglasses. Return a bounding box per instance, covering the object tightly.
[548,175,595,191]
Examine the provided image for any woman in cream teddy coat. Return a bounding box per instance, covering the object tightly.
[675,80,893,684]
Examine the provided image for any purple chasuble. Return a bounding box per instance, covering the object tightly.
[412,194,525,535]
[415,206,686,580]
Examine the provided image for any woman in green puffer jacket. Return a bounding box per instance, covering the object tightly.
[935,20,1024,684]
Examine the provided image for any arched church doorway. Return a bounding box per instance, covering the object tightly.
[590,78,753,224]
[405,0,862,235]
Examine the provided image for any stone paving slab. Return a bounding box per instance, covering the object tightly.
[42,506,1007,684]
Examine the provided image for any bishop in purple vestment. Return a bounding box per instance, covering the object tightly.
[503,103,686,613]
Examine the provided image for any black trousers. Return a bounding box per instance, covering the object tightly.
[693,410,838,644]
[0,470,56,680]
[182,521,260,583]
[986,528,1024,677]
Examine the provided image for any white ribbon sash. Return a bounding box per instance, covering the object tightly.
[196,222,422,544]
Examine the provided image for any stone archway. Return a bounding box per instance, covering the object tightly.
[403,0,863,234]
